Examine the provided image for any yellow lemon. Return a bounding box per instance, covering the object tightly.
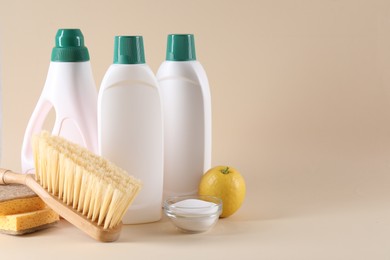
[198,166,246,218]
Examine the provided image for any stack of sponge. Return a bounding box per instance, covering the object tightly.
[0,184,59,235]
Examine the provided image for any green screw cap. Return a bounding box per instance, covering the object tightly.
[113,36,145,64]
[51,29,90,62]
[166,34,196,61]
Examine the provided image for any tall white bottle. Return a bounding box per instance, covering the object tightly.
[98,36,163,224]
[21,29,98,173]
[157,34,212,198]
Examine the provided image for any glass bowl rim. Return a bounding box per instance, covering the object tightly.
[164,195,222,209]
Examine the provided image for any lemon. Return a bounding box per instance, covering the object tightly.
[198,166,246,218]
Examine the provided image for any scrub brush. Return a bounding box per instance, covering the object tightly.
[0,131,142,242]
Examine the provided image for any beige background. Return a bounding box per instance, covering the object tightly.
[0,0,390,259]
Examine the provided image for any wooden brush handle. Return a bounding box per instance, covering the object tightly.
[0,168,35,185]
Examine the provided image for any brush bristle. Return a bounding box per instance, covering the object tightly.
[32,131,142,229]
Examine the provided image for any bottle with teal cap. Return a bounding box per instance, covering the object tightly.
[157,34,212,199]
[21,28,98,173]
[98,36,163,224]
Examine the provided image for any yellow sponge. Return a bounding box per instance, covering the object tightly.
[0,196,46,216]
[0,184,59,235]
[0,208,59,235]
[0,184,45,215]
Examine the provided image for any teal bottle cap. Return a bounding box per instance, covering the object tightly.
[166,34,196,61]
[51,29,90,62]
[113,36,145,64]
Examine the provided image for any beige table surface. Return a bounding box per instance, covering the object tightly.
[0,167,389,260]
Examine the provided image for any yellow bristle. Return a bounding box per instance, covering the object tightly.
[77,172,88,213]
[32,131,142,229]
[72,166,82,209]
[64,157,75,205]
[91,180,104,221]
[81,174,94,216]
[47,147,58,194]
[57,152,66,200]
[86,176,98,219]
[97,184,114,226]
[104,190,123,229]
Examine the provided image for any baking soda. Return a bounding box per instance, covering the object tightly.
[170,199,220,233]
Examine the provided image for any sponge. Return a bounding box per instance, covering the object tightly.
[0,185,46,215]
[0,208,60,235]
[0,184,59,235]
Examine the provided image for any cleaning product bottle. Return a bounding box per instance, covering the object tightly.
[98,36,163,224]
[21,29,98,173]
[157,34,212,198]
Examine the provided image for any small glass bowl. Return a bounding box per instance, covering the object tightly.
[163,195,222,233]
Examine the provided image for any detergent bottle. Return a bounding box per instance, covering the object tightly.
[21,28,98,173]
[157,34,212,198]
[98,36,164,224]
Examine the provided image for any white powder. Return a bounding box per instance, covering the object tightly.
[169,199,220,233]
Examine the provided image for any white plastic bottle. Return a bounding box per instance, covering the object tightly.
[21,29,98,173]
[98,36,163,224]
[157,34,212,198]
